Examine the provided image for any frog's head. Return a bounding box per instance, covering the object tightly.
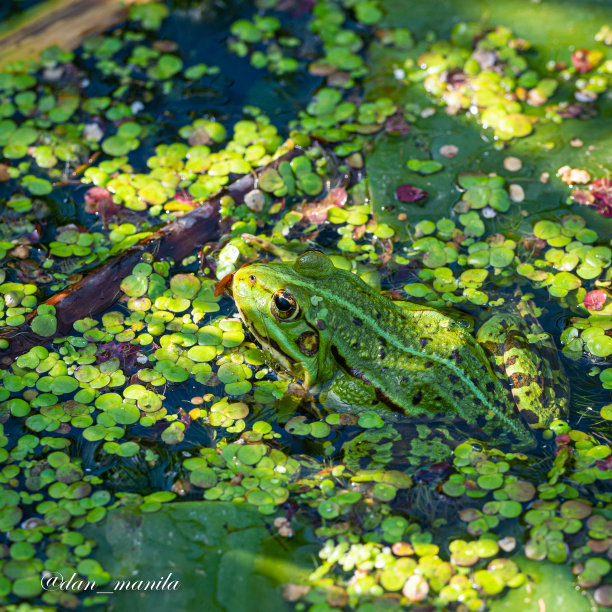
[230,250,337,388]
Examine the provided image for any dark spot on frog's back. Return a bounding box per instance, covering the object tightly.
[297,331,319,357]
[481,341,498,355]
[450,349,463,363]
[505,355,518,367]
[331,345,369,384]
[378,337,387,360]
[449,374,459,384]
[486,382,496,393]
[476,414,488,427]
[506,332,529,351]
[510,372,532,388]
[353,317,363,327]
[419,337,432,348]
[522,409,539,425]
[412,391,422,405]
[315,319,326,330]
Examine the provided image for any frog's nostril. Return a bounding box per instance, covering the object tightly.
[249,275,256,284]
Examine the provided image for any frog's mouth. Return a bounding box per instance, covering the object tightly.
[235,303,310,384]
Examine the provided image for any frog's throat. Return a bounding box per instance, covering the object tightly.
[286,276,526,439]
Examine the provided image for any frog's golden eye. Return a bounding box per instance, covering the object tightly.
[271,290,300,321]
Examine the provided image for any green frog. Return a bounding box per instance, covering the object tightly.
[228,249,569,448]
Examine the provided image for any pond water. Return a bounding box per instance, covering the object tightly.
[0,0,611,610]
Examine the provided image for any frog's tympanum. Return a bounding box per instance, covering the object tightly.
[230,250,569,448]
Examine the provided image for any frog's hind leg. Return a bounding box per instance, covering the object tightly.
[476,307,569,429]
[515,300,570,422]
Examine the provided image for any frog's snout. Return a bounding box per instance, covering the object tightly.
[215,264,259,299]
[231,266,260,301]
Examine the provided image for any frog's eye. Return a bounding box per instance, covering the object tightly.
[271,290,300,321]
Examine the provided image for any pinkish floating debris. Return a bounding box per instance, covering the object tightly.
[584,289,608,311]
[302,186,347,223]
[174,191,195,206]
[590,178,612,217]
[439,144,459,158]
[557,165,590,185]
[396,184,427,203]
[385,112,410,135]
[84,186,121,218]
[571,49,603,74]
[571,177,612,217]
[97,341,142,371]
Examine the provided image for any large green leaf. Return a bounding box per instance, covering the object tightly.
[490,556,594,612]
[87,502,316,612]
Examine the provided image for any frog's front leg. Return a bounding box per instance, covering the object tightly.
[476,311,569,429]
[319,370,386,415]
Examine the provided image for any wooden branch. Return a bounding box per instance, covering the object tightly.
[0,148,303,364]
[0,0,149,66]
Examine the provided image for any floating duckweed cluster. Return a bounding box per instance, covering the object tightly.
[228,14,301,75]
[84,110,293,213]
[412,25,549,139]
[392,21,612,140]
[281,423,612,609]
[0,280,38,336]
[230,0,387,84]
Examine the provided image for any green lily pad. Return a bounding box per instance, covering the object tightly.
[102,135,139,157]
[259,169,284,193]
[237,444,267,465]
[170,274,201,299]
[406,158,443,174]
[31,313,57,337]
[121,274,148,297]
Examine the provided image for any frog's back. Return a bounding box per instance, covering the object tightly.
[310,269,531,445]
